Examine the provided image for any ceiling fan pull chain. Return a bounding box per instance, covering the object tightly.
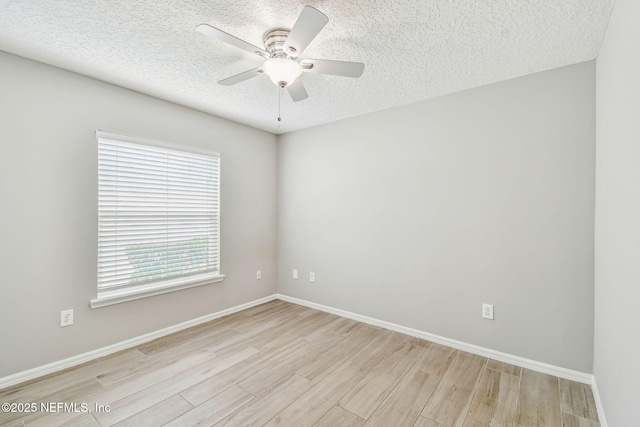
[277,87,282,125]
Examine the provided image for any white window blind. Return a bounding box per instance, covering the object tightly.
[96,131,220,296]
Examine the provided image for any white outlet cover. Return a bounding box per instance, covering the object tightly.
[292,269,298,279]
[256,270,262,280]
[310,272,315,283]
[60,309,74,327]
[482,304,494,320]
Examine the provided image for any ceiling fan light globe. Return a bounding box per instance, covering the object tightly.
[263,58,303,87]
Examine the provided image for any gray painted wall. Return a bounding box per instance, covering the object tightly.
[594,0,640,425]
[0,51,278,377]
[278,62,595,373]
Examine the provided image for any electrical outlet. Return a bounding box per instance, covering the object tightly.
[256,270,262,280]
[309,272,315,283]
[292,269,298,279]
[61,309,74,327]
[482,304,494,320]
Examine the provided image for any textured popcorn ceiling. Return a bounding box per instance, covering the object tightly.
[0,0,614,134]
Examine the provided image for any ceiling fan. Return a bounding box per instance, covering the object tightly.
[196,6,365,102]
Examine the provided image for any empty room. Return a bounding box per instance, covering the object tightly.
[0,0,638,426]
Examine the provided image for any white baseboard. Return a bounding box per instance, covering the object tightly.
[0,295,278,390]
[276,294,594,385]
[591,377,609,427]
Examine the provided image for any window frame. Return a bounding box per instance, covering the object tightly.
[90,130,224,309]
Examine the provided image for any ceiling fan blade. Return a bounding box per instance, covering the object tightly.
[196,24,268,58]
[286,78,309,102]
[283,6,329,58]
[218,67,263,86]
[301,59,365,78]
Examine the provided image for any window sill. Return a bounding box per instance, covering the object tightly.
[90,273,225,309]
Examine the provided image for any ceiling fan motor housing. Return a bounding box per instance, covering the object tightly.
[263,28,294,58]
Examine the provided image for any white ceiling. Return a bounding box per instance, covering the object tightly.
[0,0,614,134]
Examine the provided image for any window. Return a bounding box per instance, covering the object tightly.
[91,131,223,308]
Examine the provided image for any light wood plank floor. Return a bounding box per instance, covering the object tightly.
[0,300,600,427]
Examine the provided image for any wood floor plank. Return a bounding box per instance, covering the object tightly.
[364,343,456,427]
[562,413,601,427]
[340,339,426,419]
[239,300,287,316]
[96,347,213,387]
[515,369,562,427]
[486,359,522,377]
[296,324,386,382]
[190,311,251,332]
[96,347,217,392]
[225,305,304,334]
[136,319,228,352]
[136,325,240,357]
[216,374,311,426]
[314,406,365,427]
[344,330,408,376]
[248,301,308,319]
[413,416,446,427]
[111,394,193,427]
[331,317,363,336]
[237,332,344,395]
[302,315,356,342]
[164,386,254,427]
[421,351,487,426]
[93,345,258,426]
[59,413,101,427]
[179,333,310,406]
[559,379,599,422]
[405,336,433,348]
[462,368,520,427]
[263,329,404,426]
[248,311,337,350]
[256,371,357,427]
